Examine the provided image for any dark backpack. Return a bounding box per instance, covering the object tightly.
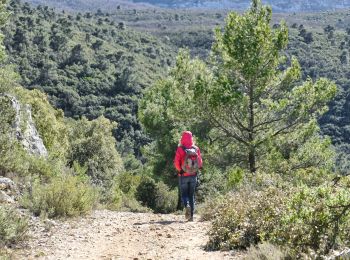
[181,146,199,174]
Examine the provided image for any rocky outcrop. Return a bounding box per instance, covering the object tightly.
[7,94,48,157]
[0,177,17,204]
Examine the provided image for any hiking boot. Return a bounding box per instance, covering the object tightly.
[188,216,194,222]
[185,205,191,220]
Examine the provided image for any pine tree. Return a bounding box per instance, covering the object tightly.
[140,0,336,174]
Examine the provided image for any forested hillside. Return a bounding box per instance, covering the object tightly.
[3,0,175,155]
[2,0,350,259]
[5,0,350,169]
[108,7,350,170]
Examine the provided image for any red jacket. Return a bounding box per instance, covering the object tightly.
[174,131,203,177]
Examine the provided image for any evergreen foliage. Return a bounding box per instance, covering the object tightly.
[206,173,350,257]
[140,1,350,256]
[67,116,124,189]
[21,174,98,218]
[1,0,350,256]
[139,0,336,176]
[0,205,28,247]
[2,0,175,155]
[0,0,126,223]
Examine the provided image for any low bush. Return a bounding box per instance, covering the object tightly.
[103,185,123,210]
[119,193,151,213]
[0,205,28,247]
[115,172,141,195]
[21,174,97,218]
[207,184,287,250]
[196,165,227,202]
[198,195,225,221]
[270,181,350,256]
[104,172,149,212]
[206,174,350,258]
[135,176,157,210]
[136,176,177,213]
[154,181,177,213]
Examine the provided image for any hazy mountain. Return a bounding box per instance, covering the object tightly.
[24,0,350,12]
[131,0,350,11]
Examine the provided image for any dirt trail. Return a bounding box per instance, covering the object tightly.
[15,210,242,260]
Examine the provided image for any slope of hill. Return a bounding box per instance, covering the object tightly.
[109,5,350,170]
[131,0,350,11]
[5,0,350,170]
[3,0,176,155]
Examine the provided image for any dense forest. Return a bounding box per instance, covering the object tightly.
[3,0,176,156]
[5,0,350,169]
[2,0,350,258]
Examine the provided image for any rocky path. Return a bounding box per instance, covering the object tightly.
[15,210,242,260]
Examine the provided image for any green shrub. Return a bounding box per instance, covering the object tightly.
[207,175,350,257]
[226,166,245,189]
[103,185,123,210]
[67,116,124,190]
[103,172,144,211]
[136,177,177,213]
[135,176,157,209]
[270,181,350,256]
[207,185,287,250]
[196,165,227,202]
[198,195,225,221]
[115,172,141,195]
[21,174,97,218]
[119,193,151,213]
[0,205,28,247]
[110,172,150,212]
[154,181,177,213]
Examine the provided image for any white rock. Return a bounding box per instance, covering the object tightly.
[0,190,15,204]
[0,177,15,191]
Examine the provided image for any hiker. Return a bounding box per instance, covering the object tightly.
[174,131,202,221]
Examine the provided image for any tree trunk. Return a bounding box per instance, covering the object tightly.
[248,84,256,173]
[249,146,256,173]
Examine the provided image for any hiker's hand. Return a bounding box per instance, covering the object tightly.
[180,169,184,175]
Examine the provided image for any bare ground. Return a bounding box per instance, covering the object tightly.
[13,210,244,260]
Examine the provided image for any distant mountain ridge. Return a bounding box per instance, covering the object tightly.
[24,0,350,12]
[132,0,350,11]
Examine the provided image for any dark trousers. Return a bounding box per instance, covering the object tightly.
[178,175,197,216]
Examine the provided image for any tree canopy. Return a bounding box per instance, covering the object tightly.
[140,0,336,175]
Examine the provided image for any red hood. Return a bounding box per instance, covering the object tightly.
[180,131,193,148]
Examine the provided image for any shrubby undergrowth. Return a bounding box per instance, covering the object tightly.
[0,205,28,247]
[136,176,178,213]
[205,173,350,258]
[21,174,98,218]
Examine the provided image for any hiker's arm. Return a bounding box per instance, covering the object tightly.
[174,147,182,172]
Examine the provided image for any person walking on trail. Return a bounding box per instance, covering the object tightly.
[174,131,203,221]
